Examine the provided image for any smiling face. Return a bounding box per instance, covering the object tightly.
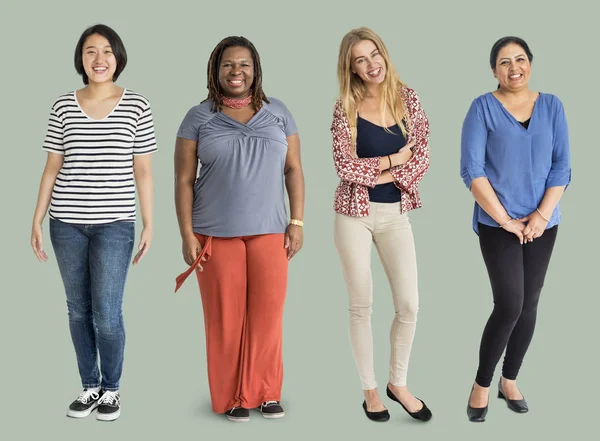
[218,46,254,98]
[350,39,386,86]
[493,43,531,92]
[81,33,117,85]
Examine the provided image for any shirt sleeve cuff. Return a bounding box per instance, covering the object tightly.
[42,147,65,155]
[546,170,571,189]
[461,168,487,190]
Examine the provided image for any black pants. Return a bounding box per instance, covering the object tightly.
[475,223,558,388]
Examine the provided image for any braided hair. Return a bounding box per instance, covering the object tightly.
[206,36,269,112]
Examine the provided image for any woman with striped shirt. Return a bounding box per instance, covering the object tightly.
[30,24,157,422]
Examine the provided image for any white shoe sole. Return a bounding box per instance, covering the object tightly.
[226,416,250,422]
[261,412,285,419]
[66,402,99,418]
[96,409,120,421]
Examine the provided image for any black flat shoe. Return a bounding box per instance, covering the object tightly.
[362,401,390,422]
[498,378,528,413]
[467,386,488,422]
[386,386,432,421]
[225,407,250,422]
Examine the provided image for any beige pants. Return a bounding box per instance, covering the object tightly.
[334,202,419,390]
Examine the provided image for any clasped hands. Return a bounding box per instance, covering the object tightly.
[501,210,549,244]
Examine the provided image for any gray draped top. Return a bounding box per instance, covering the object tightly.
[177,97,298,237]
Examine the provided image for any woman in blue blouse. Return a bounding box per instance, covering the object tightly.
[460,36,571,422]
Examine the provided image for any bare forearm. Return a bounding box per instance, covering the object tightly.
[175,181,195,239]
[471,177,511,224]
[134,170,154,230]
[538,186,566,218]
[33,168,60,225]
[174,138,199,240]
[378,156,391,170]
[379,151,410,171]
[285,167,305,220]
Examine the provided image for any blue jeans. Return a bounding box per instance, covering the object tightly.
[50,219,134,391]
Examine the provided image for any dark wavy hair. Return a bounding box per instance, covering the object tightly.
[205,36,269,112]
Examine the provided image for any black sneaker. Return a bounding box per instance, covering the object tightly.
[257,401,285,419]
[66,389,101,418]
[225,407,250,422]
[96,390,121,421]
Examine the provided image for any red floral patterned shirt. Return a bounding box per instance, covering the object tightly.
[330,87,430,216]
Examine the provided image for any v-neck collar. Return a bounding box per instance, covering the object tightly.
[217,106,264,129]
[489,91,542,133]
[74,88,127,121]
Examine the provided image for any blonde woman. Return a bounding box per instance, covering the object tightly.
[331,27,431,422]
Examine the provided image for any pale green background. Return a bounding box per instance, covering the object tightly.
[1,0,598,439]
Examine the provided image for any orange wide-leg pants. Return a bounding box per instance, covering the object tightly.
[175,233,288,413]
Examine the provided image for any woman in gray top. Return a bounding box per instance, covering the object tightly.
[174,36,305,422]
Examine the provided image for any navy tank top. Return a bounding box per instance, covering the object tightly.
[356,115,406,203]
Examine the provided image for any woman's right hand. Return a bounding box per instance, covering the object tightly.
[182,234,206,270]
[501,219,526,244]
[31,222,48,262]
[391,140,416,166]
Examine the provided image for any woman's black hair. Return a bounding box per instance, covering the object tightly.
[74,24,127,85]
[490,36,533,69]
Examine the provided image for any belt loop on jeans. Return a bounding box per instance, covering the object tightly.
[174,236,213,293]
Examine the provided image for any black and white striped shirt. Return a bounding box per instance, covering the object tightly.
[42,89,157,224]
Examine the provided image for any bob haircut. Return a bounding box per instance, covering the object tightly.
[74,24,127,85]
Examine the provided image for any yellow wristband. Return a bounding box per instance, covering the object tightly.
[289,219,303,227]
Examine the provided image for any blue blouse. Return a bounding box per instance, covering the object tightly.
[460,92,571,234]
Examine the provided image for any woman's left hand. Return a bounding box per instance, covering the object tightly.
[520,211,548,243]
[133,227,153,265]
[284,224,303,260]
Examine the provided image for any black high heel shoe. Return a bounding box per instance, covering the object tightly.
[467,385,488,422]
[362,401,390,422]
[386,386,432,421]
[498,378,528,413]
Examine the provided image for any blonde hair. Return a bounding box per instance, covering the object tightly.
[337,27,408,151]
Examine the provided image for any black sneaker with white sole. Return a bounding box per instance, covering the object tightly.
[66,389,101,418]
[225,407,250,422]
[257,401,285,419]
[96,390,121,421]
